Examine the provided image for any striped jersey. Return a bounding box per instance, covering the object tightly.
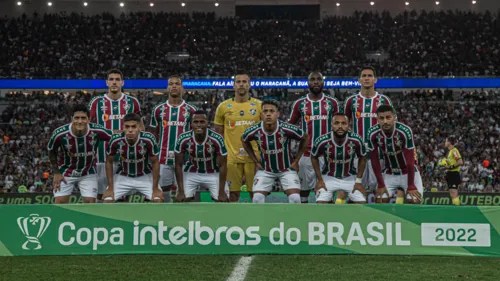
[366,122,418,175]
[88,93,141,163]
[107,132,159,177]
[288,94,339,156]
[343,92,393,140]
[174,129,227,174]
[47,123,113,177]
[150,101,197,166]
[311,132,366,179]
[242,121,304,173]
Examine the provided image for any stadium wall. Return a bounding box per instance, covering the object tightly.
[1,204,499,256]
[3,0,500,17]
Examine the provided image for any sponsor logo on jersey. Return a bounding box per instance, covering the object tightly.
[262,148,285,154]
[228,120,256,128]
[356,112,377,118]
[103,114,125,121]
[163,121,187,127]
[68,151,95,158]
[250,109,256,115]
[239,110,244,116]
[309,115,329,121]
[122,158,146,164]
[328,159,352,164]
[193,157,213,162]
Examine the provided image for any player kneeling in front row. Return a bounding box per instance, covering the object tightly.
[174,110,229,202]
[48,104,113,204]
[311,113,367,204]
[367,105,423,204]
[103,113,164,203]
[241,100,308,203]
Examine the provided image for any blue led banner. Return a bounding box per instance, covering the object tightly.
[1,78,499,89]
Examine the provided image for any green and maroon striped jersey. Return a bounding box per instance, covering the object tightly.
[47,123,112,177]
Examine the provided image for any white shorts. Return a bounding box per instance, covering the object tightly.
[111,174,162,200]
[97,162,119,195]
[316,175,365,203]
[353,158,382,191]
[54,174,98,198]
[160,164,176,187]
[299,156,324,191]
[253,170,301,193]
[381,171,424,199]
[183,172,229,200]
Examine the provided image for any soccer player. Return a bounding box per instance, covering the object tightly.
[444,137,463,206]
[150,75,197,191]
[288,71,340,203]
[174,110,229,202]
[104,113,163,203]
[344,66,394,193]
[88,69,141,200]
[47,104,113,204]
[366,105,423,204]
[241,100,308,204]
[311,113,367,204]
[214,73,262,202]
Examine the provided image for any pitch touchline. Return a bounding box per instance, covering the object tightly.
[226,256,254,281]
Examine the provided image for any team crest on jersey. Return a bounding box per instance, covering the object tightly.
[138,142,147,155]
[207,140,215,154]
[324,143,332,158]
[239,110,244,116]
[376,134,384,146]
[324,102,331,112]
[278,130,286,144]
[347,142,356,156]
[375,100,382,108]
[227,104,232,109]
[250,109,256,115]
[186,140,194,153]
[123,103,130,111]
[183,110,190,119]
[394,135,402,147]
[254,131,263,145]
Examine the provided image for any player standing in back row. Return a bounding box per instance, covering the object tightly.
[344,66,394,193]
[214,73,262,202]
[150,75,197,191]
[288,71,339,203]
[88,69,141,201]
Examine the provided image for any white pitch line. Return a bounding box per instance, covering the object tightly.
[226,256,254,281]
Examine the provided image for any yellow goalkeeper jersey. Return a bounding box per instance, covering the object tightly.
[214,97,262,164]
[447,147,462,172]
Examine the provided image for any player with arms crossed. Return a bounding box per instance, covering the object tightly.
[441,137,463,206]
[214,73,262,202]
[174,110,229,202]
[288,71,340,203]
[344,67,394,193]
[88,69,141,200]
[48,104,113,204]
[104,113,163,203]
[241,100,308,204]
[150,75,197,192]
[311,113,367,204]
[366,105,423,204]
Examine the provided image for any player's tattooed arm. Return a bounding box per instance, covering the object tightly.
[174,152,186,202]
[241,136,262,170]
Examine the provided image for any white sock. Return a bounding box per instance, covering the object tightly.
[252,193,266,203]
[289,193,301,204]
[301,197,309,203]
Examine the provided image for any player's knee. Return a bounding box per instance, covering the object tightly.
[230,192,241,202]
[252,193,266,203]
[82,197,96,204]
[288,193,301,204]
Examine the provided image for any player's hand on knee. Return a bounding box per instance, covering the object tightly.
[353,182,367,197]
[314,180,326,194]
[375,186,388,202]
[290,161,299,172]
[255,163,263,172]
[152,188,164,203]
[103,187,114,203]
[407,189,421,203]
[176,191,186,203]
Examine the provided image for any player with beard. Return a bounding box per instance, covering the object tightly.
[48,104,113,204]
[104,113,163,203]
[88,69,141,201]
[150,75,197,192]
[311,113,367,203]
[174,110,229,202]
[241,100,308,203]
[214,73,262,202]
[344,66,394,195]
[366,105,423,204]
[288,71,339,203]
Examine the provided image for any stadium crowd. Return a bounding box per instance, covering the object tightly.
[1,10,499,79]
[1,88,499,194]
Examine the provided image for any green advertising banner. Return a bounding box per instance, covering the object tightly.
[0,204,499,257]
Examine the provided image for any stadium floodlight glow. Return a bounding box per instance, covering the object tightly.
[435,1,439,5]
[150,2,154,6]
[181,2,185,7]
[472,0,476,4]
[17,1,22,5]
[47,1,52,6]
[405,1,409,5]
[119,2,124,7]
[83,2,88,6]
[336,3,340,6]
[370,2,375,6]
[215,2,219,6]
